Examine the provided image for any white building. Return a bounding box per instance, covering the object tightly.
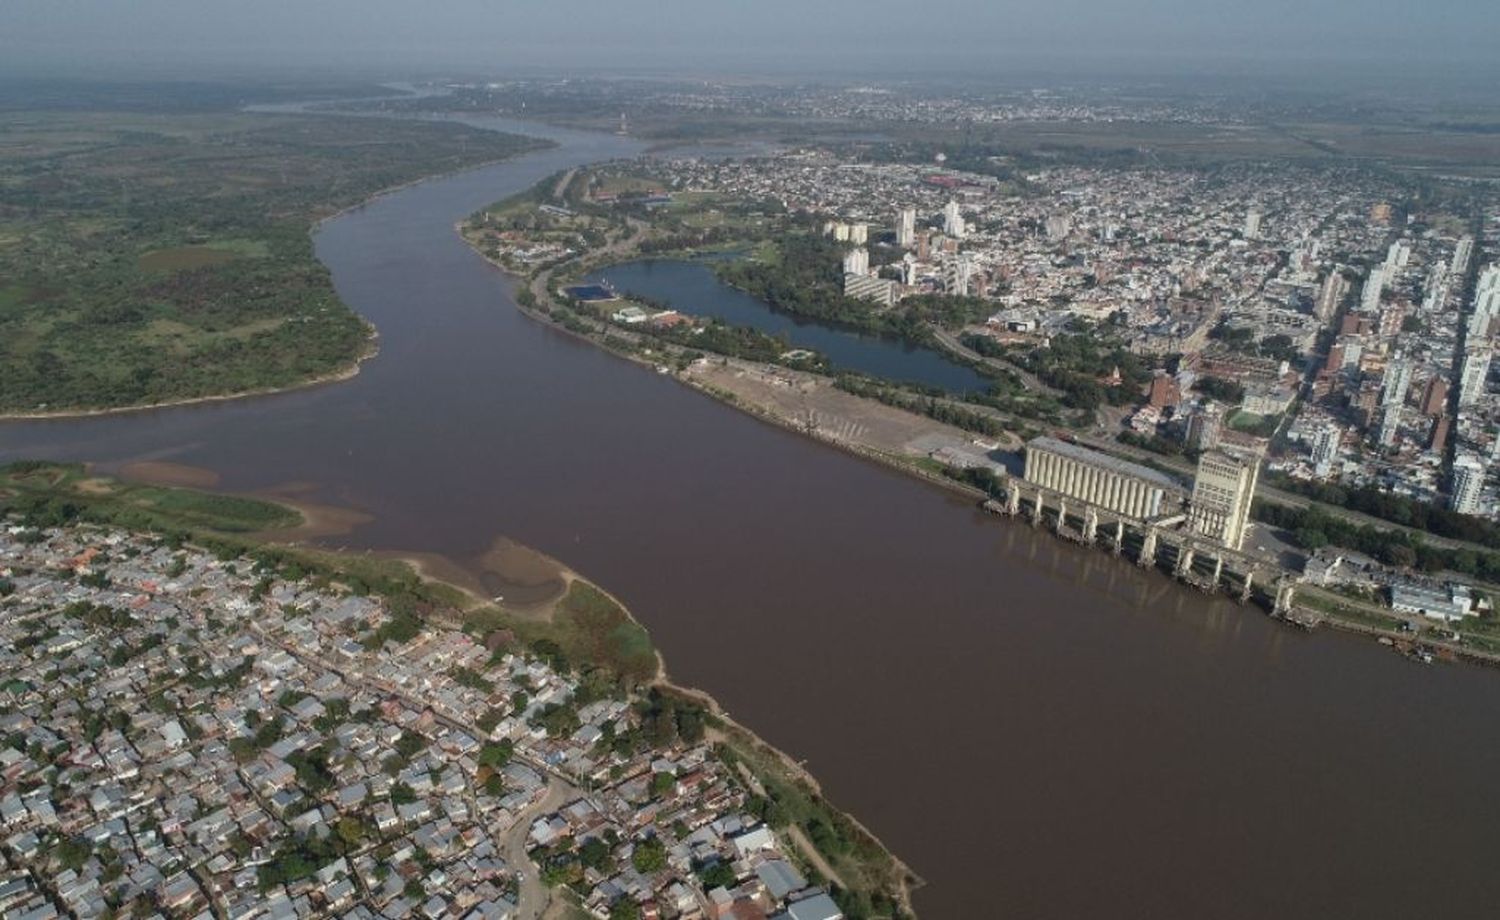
[943,200,966,239]
[896,207,916,248]
[842,247,869,276]
[1243,208,1262,240]
[1458,348,1491,407]
[1312,424,1341,477]
[1187,447,1261,551]
[1451,453,1486,515]
[1023,437,1185,520]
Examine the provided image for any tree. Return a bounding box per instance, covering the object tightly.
[630,836,667,874]
[609,899,641,920]
[336,816,366,847]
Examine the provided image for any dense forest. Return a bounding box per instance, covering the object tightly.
[0,112,547,413]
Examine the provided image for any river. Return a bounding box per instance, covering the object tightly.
[5,113,1500,919]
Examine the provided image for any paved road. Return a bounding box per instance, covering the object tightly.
[931,327,1056,394]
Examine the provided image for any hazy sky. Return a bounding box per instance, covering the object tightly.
[4,0,1496,82]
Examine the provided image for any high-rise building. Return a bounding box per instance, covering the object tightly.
[849,222,869,245]
[1188,448,1262,551]
[1315,273,1347,323]
[1453,236,1475,275]
[1377,401,1403,449]
[1451,454,1486,515]
[896,208,916,248]
[1311,425,1340,478]
[1186,402,1224,451]
[842,247,869,276]
[1472,265,1500,340]
[945,254,974,297]
[1459,348,1491,407]
[1381,355,1412,409]
[943,201,966,239]
[1360,267,1386,311]
[1046,214,1071,242]
[1243,209,1262,240]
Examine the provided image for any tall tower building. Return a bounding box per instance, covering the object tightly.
[1459,348,1492,407]
[1243,208,1262,240]
[945,254,974,297]
[1453,236,1475,275]
[1381,355,1412,409]
[1188,448,1262,551]
[1451,454,1486,515]
[1311,425,1340,478]
[896,208,916,248]
[1186,402,1224,451]
[1315,272,1348,323]
[943,200,966,239]
[842,247,870,276]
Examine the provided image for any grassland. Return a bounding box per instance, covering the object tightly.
[0,110,549,414]
[0,461,300,534]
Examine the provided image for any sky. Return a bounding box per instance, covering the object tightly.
[3,0,1496,84]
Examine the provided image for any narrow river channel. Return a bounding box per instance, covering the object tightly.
[5,113,1500,919]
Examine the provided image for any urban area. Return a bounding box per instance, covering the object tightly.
[0,521,861,920]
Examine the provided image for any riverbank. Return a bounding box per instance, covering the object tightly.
[0,458,918,915]
[458,183,1500,683]
[0,331,378,422]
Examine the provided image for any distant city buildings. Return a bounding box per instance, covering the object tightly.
[896,207,916,248]
[942,200,966,239]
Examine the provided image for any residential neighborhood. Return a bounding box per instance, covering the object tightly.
[0,522,851,920]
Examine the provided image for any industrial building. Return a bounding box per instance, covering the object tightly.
[1023,437,1185,520]
[1186,448,1261,551]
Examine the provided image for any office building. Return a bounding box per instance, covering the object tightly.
[1187,448,1262,551]
[1023,437,1185,520]
[842,247,869,276]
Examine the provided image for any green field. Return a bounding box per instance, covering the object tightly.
[0,461,300,534]
[0,110,548,414]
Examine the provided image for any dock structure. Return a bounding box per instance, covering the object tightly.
[993,475,1307,623]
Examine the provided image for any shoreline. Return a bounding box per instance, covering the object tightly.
[0,125,555,424]
[93,451,922,908]
[272,492,923,911]
[0,334,377,423]
[459,205,1500,681]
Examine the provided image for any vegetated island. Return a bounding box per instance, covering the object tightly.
[0,109,550,417]
[0,460,919,918]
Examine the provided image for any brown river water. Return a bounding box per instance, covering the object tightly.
[5,115,1500,919]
